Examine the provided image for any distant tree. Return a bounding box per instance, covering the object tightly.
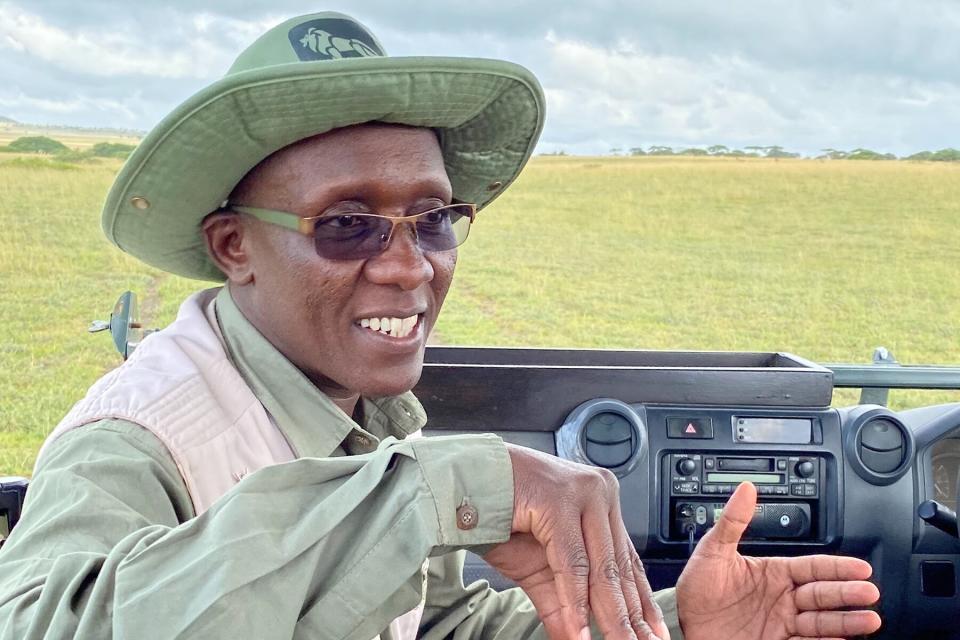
[707,145,729,156]
[609,147,623,156]
[680,147,708,156]
[929,148,960,162]
[7,136,69,154]
[762,145,800,159]
[743,145,765,157]
[629,147,646,156]
[846,148,890,160]
[90,142,137,159]
[819,148,848,160]
[727,149,749,157]
[904,150,933,161]
[647,145,674,156]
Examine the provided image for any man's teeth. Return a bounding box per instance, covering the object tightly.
[358,314,419,338]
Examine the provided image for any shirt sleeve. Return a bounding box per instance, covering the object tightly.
[419,554,685,640]
[0,421,514,639]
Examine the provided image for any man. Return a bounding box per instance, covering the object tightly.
[0,11,881,640]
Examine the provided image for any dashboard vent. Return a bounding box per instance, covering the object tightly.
[583,412,637,468]
[556,399,647,476]
[857,418,905,473]
[843,407,914,486]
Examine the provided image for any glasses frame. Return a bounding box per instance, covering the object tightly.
[228,202,477,258]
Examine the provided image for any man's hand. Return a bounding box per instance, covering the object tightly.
[677,483,882,640]
[483,444,670,640]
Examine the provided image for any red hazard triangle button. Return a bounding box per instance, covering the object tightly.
[667,417,714,439]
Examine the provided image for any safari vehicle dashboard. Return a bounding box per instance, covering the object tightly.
[414,346,960,640]
[3,343,960,639]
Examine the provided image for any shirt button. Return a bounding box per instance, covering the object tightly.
[456,503,479,530]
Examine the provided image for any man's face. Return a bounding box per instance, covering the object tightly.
[226,124,456,399]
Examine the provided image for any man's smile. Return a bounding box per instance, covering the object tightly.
[356,313,421,339]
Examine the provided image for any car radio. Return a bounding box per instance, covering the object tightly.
[665,454,823,540]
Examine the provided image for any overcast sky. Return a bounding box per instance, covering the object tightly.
[1,1,958,156]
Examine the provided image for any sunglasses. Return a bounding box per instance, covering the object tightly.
[229,203,477,261]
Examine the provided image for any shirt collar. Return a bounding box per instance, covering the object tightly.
[213,286,426,458]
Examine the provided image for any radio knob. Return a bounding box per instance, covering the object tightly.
[677,458,697,476]
[795,461,816,478]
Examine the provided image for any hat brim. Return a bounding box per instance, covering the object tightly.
[102,56,545,281]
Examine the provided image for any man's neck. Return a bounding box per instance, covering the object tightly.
[329,394,361,420]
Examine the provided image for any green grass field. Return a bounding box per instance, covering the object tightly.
[1,154,959,475]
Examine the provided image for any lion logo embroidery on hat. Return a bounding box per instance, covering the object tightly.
[288,18,384,61]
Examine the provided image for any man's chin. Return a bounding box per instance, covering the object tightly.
[351,364,424,399]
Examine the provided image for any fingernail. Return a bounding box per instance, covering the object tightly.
[580,627,591,640]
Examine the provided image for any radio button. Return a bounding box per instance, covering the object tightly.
[704,458,715,470]
[791,484,805,496]
[775,487,789,496]
[795,460,816,478]
[704,485,716,494]
[695,506,708,525]
[803,485,817,497]
[677,458,697,476]
[777,459,787,471]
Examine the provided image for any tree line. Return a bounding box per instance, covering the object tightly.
[573,145,960,161]
[0,136,136,161]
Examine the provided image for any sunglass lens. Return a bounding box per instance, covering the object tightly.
[416,204,472,252]
[312,214,390,260]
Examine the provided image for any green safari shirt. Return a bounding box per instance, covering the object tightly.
[0,287,682,639]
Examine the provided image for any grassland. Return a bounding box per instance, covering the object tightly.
[1,153,959,475]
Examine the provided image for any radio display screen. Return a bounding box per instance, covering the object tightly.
[707,472,784,484]
[736,417,813,444]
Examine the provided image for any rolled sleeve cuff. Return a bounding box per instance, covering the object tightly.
[412,434,514,551]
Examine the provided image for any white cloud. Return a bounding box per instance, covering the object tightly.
[0,2,256,79]
[0,91,138,120]
[534,31,960,156]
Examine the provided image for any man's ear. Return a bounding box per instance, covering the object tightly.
[202,212,254,285]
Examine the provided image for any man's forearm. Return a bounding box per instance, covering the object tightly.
[0,423,513,638]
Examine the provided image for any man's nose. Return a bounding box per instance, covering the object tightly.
[362,223,434,290]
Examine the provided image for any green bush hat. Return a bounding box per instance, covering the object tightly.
[101,11,545,281]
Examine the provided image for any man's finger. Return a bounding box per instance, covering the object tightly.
[610,505,669,640]
[793,609,882,637]
[697,482,757,555]
[794,580,880,611]
[542,516,593,640]
[786,554,874,584]
[520,574,569,640]
[582,503,646,640]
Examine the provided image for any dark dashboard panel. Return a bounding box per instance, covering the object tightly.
[417,347,960,640]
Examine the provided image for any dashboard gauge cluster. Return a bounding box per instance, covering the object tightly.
[930,437,960,505]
